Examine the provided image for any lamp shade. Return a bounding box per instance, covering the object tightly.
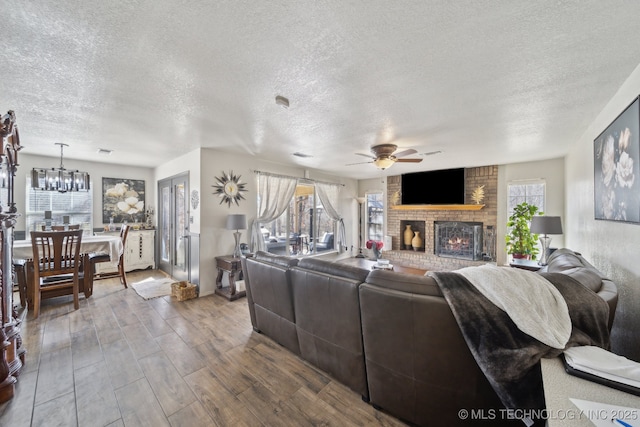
[530,216,563,235]
[226,214,247,230]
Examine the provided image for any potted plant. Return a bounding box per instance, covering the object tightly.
[505,202,542,260]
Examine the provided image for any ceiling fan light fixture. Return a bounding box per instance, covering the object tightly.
[373,157,395,170]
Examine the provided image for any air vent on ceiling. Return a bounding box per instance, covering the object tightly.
[293,152,312,158]
[97,148,112,155]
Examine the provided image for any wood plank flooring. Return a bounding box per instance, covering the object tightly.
[0,270,407,427]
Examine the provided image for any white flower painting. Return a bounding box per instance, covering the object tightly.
[594,97,640,223]
[102,178,146,224]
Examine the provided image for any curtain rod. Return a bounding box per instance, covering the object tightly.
[252,170,345,187]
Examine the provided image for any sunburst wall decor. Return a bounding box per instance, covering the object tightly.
[213,170,247,207]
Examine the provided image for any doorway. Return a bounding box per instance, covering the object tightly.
[158,173,189,282]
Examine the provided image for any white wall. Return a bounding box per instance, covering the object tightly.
[566,63,640,361]
[496,158,565,266]
[16,154,155,233]
[154,148,201,234]
[176,148,358,296]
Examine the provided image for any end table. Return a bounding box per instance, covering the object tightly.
[215,255,246,301]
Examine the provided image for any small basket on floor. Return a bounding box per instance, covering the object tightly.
[171,281,197,301]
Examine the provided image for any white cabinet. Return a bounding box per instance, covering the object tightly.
[95,229,155,274]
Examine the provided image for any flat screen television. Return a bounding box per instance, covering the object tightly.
[401,168,465,205]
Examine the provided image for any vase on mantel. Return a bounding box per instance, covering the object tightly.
[411,231,422,251]
[403,224,413,250]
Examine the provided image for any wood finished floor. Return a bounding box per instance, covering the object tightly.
[0,270,407,427]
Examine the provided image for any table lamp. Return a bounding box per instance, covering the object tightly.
[226,214,247,258]
[530,216,563,266]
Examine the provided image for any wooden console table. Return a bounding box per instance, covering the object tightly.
[214,255,246,301]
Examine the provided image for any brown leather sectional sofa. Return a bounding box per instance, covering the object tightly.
[242,249,617,426]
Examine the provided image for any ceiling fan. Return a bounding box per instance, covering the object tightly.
[349,144,423,170]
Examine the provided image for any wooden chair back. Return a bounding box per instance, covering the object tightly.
[120,224,130,246]
[29,229,84,318]
[30,229,83,278]
[89,224,131,288]
[118,224,130,287]
[50,224,80,231]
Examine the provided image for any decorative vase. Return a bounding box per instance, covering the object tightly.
[403,224,413,250]
[372,246,381,260]
[411,231,422,251]
[108,218,116,232]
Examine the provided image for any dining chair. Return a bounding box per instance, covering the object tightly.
[91,224,130,288]
[29,229,84,319]
[50,224,80,231]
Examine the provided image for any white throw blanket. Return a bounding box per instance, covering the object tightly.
[457,264,571,349]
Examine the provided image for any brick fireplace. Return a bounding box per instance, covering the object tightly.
[383,165,498,271]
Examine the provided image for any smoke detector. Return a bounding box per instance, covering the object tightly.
[275,95,290,108]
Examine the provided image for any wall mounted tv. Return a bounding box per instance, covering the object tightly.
[401,168,465,205]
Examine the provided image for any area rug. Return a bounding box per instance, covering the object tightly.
[131,277,174,300]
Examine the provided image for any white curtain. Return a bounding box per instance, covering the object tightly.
[250,173,298,252]
[315,182,346,253]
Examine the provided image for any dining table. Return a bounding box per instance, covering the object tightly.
[13,234,123,309]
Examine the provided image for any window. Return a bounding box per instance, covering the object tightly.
[25,178,93,234]
[507,180,545,215]
[261,183,335,256]
[365,192,384,242]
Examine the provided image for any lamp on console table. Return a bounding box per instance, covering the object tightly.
[226,214,247,258]
[530,216,563,266]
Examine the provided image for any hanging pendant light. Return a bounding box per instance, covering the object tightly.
[31,143,90,192]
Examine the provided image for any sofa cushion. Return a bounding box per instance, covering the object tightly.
[544,248,605,292]
[360,271,506,426]
[291,259,370,397]
[244,251,300,355]
[543,248,618,330]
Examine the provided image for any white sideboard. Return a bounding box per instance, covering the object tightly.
[95,229,155,274]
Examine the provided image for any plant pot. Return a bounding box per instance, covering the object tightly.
[512,253,531,260]
[403,224,413,250]
[411,231,422,251]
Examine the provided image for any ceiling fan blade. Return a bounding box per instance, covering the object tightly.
[395,158,423,163]
[393,148,417,158]
[346,160,374,166]
[355,152,376,159]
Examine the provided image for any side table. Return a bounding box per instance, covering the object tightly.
[215,255,246,301]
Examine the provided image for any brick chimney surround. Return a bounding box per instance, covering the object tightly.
[382,165,498,271]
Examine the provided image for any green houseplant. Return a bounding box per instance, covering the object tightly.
[505,202,542,260]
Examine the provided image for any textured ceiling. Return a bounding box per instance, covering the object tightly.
[3,1,640,179]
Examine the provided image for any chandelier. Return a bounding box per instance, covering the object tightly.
[31,143,90,192]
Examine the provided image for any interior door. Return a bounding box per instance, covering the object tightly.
[158,173,189,281]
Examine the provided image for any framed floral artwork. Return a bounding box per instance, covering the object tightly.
[594,96,640,223]
[102,177,146,224]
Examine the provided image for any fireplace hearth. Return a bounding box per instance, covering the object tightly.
[434,221,483,261]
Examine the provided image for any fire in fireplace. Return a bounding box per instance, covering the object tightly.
[434,221,483,261]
